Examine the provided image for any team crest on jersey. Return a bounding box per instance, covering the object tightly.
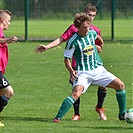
[82,45,94,56]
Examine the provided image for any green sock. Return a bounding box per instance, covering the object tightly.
[116,89,126,115]
[55,96,75,119]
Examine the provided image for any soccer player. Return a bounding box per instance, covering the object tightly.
[52,12,126,123]
[0,9,18,126]
[35,3,107,120]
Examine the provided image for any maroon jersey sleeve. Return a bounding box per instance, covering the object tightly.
[90,25,102,46]
[60,24,78,41]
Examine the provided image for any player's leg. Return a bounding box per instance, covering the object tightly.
[107,78,126,120]
[95,86,107,120]
[72,97,80,120]
[96,86,107,108]
[0,85,13,112]
[53,85,83,123]
[69,76,80,120]
[0,72,13,112]
[92,66,126,120]
[91,67,108,120]
[0,72,14,126]
[72,86,108,121]
[0,86,13,127]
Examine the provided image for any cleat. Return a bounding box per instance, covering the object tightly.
[118,113,125,121]
[52,118,61,123]
[0,120,4,127]
[95,106,107,120]
[72,115,80,120]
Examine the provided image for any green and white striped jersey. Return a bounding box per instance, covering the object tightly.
[64,29,103,71]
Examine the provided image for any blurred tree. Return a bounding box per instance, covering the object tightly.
[0,0,6,9]
[2,0,132,19]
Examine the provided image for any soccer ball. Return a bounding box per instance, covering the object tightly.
[125,108,133,123]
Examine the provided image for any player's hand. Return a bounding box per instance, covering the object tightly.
[96,45,102,53]
[70,70,78,81]
[34,44,47,53]
[8,36,18,43]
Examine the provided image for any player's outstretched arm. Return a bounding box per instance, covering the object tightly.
[0,36,18,43]
[8,36,18,43]
[35,37,64,53]
[34,44,47,53]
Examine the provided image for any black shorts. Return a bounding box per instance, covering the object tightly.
[0,71,10,89]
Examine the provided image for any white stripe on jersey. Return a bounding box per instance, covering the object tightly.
[87,35,95,69]
[77,40,84,71]
[89,34,101,69]
[81,38,89,71]
[65,33,77,49]
[64,33,77,58]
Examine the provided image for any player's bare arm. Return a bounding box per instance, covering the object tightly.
[64,57,77,81]
[96,35,104,53]
[35,37,64,53]
[0,36,18,43]
[96,45,102,53]
[97,35,104,47]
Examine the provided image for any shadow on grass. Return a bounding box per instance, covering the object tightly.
[66,125,133,130]
[89,126,133,130]
[3,116,133,130]
[3,116,52,123]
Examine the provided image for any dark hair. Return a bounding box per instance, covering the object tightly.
[83,3,97,13]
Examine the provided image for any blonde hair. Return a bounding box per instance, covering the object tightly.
[74,12,91,28]
[0,9,12,19]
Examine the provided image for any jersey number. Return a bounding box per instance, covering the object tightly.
[2,78,8,86]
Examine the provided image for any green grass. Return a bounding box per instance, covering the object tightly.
[0,41,133,133]
[4,19,133,40]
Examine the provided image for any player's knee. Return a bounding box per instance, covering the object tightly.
[120,81,125,89]
[4,86,14,98]
[118,81,125,90]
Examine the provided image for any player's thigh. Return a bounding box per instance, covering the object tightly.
[0,72,13,97]
[107,78,124,90]
[5,85,14,97]
[0,85,14,98]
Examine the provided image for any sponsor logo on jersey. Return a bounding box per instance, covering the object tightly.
[82,45,94,56]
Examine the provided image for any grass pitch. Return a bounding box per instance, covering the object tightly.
[0,41,133,133]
